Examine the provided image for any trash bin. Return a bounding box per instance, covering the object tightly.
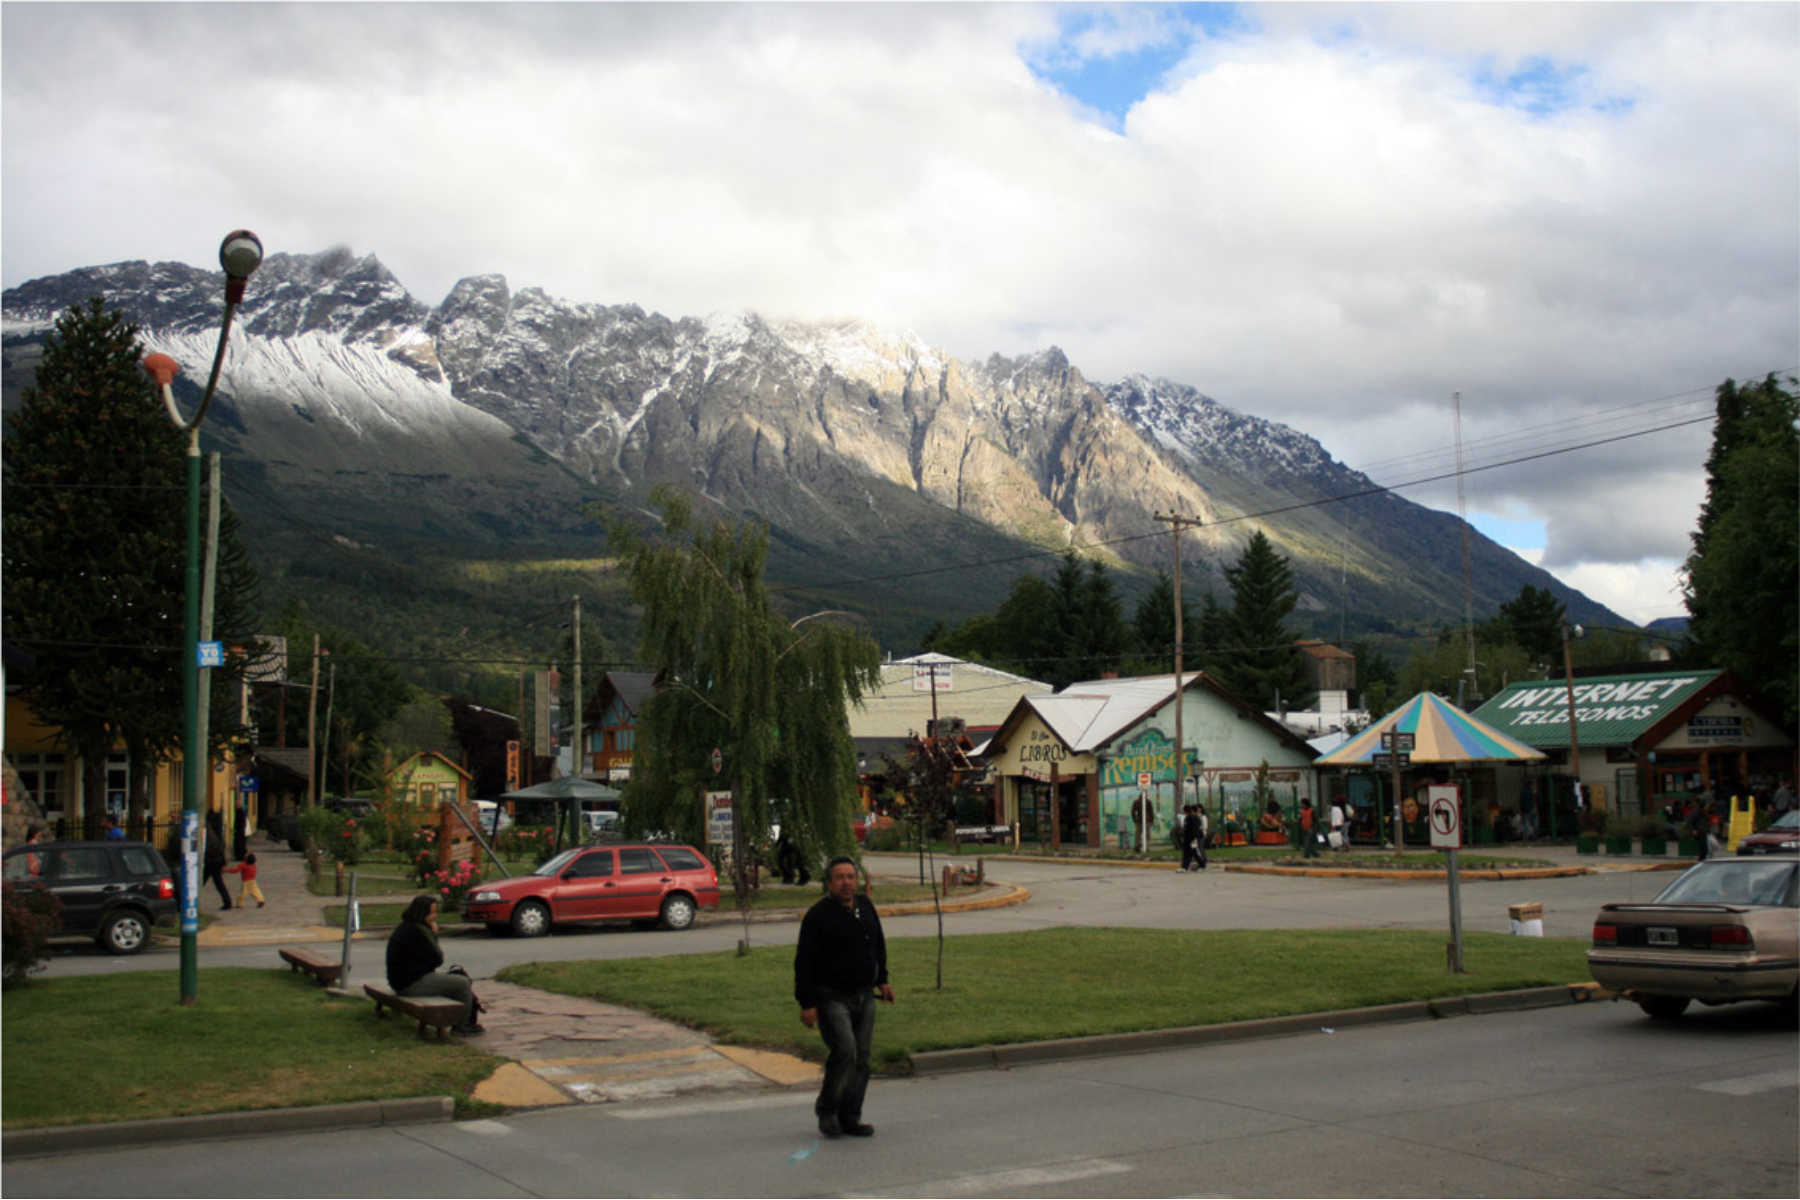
[1508,902,1544,937]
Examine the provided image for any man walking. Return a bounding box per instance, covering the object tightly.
[795,856,894,1139]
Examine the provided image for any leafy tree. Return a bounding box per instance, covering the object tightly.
[1682,375,1799,722]
[1215,531,1314,710]
[610,488,881,929]
[1349,640,1400,717]
[2,297,258,833]
[381,692,456,762]
[1486,584,1566,664]
[274,604,410,800]
[1397,630,1537,705]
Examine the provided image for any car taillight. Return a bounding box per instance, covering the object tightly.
[1709,926,1753,948]
[1592,923,1617,946]
[157,877,175,900]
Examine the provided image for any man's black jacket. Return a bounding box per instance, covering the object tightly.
[794,892,888,1009]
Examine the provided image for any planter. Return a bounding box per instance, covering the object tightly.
[1641,835,1668,856]
[1576,832,1600,855]
[1605,835,1633,855]
[1678,835,1699,857]
[1471,826,1497,845]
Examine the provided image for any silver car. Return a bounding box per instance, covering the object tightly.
[1588,855,1798,1020]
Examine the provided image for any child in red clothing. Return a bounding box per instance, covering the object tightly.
[223,853,266,908]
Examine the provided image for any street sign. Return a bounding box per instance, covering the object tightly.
[196,641,224,668]
[1137,771,1153,791]
[1372,752,1411,770]
[1381,731,1416,753]
[705,790,733,843]
[1427,784,1462,849]
[710,747,723,775]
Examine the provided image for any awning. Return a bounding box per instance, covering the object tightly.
[1315,692,1546,767]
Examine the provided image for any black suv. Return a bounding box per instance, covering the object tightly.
[2,840,177,954]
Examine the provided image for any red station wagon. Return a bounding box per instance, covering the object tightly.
[463,842,720,936]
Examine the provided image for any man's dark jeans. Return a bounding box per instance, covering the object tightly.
[814,985,876,1125]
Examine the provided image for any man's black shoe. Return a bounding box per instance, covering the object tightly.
[842,1122,875,1137]
[818,1115,841,1139]
[457,1022,486,1035]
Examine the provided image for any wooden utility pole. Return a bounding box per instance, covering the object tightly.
[306,633,321,808]
[1155,511,1205,831]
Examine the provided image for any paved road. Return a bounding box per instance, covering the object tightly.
[34,851,1676,981]
[10,999,1793,1197]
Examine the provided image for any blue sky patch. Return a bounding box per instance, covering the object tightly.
[1472,55,1618,118]
[1027,3,1248,126]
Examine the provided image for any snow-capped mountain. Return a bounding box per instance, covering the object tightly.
[1,249,1624,635]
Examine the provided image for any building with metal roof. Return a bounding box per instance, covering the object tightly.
[1471,667,1794,828]
[981,672,1318,850]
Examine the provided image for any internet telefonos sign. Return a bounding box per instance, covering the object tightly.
[1488,674,1704,729]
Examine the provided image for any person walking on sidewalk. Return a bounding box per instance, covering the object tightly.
[1300,799,1321,859]
[794,857,893,1140]
[223,852,266,908]
[203,812,233,911]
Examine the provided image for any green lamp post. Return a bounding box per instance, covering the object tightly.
[143,229,262,1005]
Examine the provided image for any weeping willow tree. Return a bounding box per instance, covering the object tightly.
[609,489,881,941]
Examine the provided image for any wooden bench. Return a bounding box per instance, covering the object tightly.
[363,983,466,1039]
[279,947,342,987]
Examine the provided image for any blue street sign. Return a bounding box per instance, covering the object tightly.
[238,775,259,793]
[196,641,224,668]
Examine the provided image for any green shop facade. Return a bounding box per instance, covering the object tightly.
[1469,667,1795,837]
[982,673,1319,849]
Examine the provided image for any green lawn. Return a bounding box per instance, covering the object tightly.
[1,969,498,1129]
[500,927,1592,1069]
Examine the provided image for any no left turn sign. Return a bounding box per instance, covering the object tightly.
[1427,785,1462,849]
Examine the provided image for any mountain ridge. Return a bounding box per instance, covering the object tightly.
[2,248,1629,658]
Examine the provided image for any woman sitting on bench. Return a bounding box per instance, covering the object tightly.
[387,896,484,1035]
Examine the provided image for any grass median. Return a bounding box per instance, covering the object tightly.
[500,927,1592,1070]
[1,969,498,1130]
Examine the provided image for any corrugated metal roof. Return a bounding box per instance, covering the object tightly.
[1470,669,1721,748]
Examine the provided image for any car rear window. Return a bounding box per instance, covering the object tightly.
[656,847,706,872]
[618,847,662,874]
[119,847,161,877]
[1656,861,1797,907]
[57,847,111,881]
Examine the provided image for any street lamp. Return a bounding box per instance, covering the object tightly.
[143,229,262,1006]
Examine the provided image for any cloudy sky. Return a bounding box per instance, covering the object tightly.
[5,2,1796,624]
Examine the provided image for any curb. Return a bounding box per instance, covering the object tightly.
[1,1095,455,1159]
[908,983,1605,1075]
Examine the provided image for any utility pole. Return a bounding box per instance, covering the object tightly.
[1562,621,1584,822]
[1155,511,1205,834]
[571,594,583,846]
[1454,390,1478,702]
[306,633,321,808]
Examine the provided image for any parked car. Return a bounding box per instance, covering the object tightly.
[2,840,177,954]
[473,800,513,837]
[583,810,619,837]
[323,796,377,818]
[1588,854,1798,1020]
[1737,810,1800,856]
[462,842,720,936]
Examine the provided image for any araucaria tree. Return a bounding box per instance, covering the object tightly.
[1682,375,1798,723]
[612,488,881,885]
[2,298,258,832]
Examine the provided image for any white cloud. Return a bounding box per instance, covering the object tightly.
[3,2,1794,624]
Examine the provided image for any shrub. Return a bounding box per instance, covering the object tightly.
[3,882,63,990]
[865,821,906,852]
[423,859,483,913]
[398,825,440,885]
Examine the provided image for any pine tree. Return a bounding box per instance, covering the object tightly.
[1216,531,1315,710]
[2,297,259,832]
[1132,571,1197,671]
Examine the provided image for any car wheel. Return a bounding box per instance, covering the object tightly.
[660,893,697,931]
[1638,995,1690,1021]
[98,910,150,955]
[511,900,551,938]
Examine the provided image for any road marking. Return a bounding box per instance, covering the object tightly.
[843,1159,1132,1197]
[1697,1069,1797,1096]
[608,1093,814,1120]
